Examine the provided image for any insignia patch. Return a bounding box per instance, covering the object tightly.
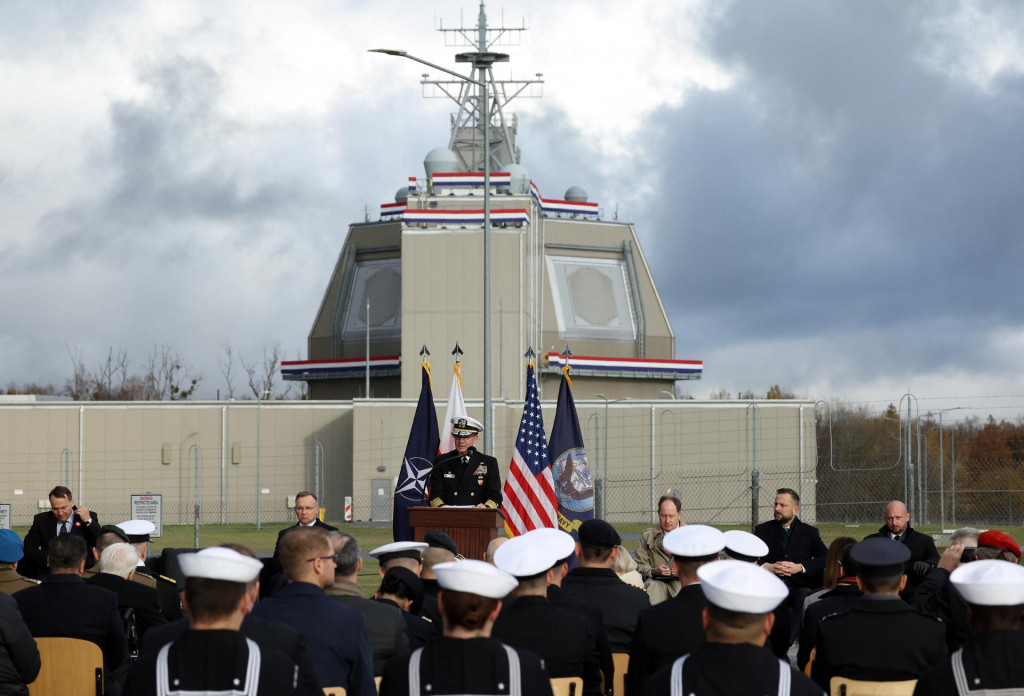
[473,465,487,476]
[443,472,456,479]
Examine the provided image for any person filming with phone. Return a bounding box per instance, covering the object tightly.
[22,486,100,579]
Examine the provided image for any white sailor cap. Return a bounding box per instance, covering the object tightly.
[723,530,769,563]
[179,547,263,583]
[368,541,428,564]
[663,524,725,561]
[698,559,788,614]
[493,534,560,578]
[116,520,156,544]
[950,559,1024,606]
[434,559,518,599]
[525,527,576,563]
[451,416,484,436]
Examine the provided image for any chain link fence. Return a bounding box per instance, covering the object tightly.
[1,399,1020,554]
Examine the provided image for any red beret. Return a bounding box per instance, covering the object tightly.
[979,530,1021,559]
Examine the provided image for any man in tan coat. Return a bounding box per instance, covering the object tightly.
[635,495,684,604]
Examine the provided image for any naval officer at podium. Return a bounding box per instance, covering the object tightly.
[429,417,502,509]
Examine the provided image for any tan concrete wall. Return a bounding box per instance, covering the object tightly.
[0,399,814,529]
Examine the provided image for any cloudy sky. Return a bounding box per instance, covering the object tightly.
[1,1,1022,421]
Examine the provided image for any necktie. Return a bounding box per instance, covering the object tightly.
[59,521,68,536]
[893,534,902,542]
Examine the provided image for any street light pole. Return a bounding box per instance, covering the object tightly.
[369,46,504,454]
[256,389,270,531]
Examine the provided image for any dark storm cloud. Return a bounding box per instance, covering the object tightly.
[636,1,1024,386]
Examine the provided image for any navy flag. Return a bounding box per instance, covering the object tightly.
[393,363,440,541]
[547,365,594,537]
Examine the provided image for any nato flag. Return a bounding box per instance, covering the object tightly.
[547,371,595,537]
[393,364,440,541]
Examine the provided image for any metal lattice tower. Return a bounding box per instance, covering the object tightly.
[420,2,544,172]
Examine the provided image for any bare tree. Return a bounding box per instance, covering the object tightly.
[65,346,92,401]
[219,344,238,399]
[144,344,200,400]
[241,343,292,399]
[93,348,129,400]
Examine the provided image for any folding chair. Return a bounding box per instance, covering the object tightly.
[551,676,584,696]
[29,637,103,696]
[830,676,918,696]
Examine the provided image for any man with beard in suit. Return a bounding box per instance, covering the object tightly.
[429,417,502,509]
[754,487,828,657]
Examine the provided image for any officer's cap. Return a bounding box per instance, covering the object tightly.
[369,541,427,564]
[116,519,155,544]
[99,525,130,543]
[424,531,459,556]
[698,559,788,614]
[179,547,263,583]
[493,534,561,578]
[951,559,1024,606]
[979,530,1021,559]
[849,538,910,578]
[434,559,518,599]
[0,529,23,563]
[578,519,621,549]
[451,416,484,437]
[663,525,725,561]
[525,527,576,565]
[723,529,770,563]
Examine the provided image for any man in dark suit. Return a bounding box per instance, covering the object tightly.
[811,538,946,690]
[262,490,338,598]
[561,519,650,653]
[428,417,502,509]
[493,528,603,696]
[21,485,100,579]
[627,525,725,696]
[85,541,166,646]
[754,487,828,657]
[863,500,939,599]
[326,531,409,676]
[13,534,127,692]
[251,526,375,696]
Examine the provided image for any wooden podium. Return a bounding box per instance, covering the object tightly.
[407,507,505,561]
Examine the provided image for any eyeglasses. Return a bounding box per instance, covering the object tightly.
[306,554,339,565]
[295,506,318,512]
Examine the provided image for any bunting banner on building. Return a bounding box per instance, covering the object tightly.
[392,363,440,542]
[438,360,467,455]
[501,362,557,536]
[547,365,595,536]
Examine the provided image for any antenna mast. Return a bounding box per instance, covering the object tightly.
[421,2,544,172]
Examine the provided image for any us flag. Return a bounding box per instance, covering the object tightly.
[502,362,558,535]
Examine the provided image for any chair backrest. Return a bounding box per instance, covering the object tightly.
[323,688,346,696]
[551,676,584,696]
[29,637,103,696]
[611,652,629,696]
[121,606,139,664]
[375,675,382,693]
[831,677,919,696]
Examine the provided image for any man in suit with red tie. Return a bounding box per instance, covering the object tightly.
[22,485,100,579]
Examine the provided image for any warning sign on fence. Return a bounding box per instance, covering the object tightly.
[130,494,163,538]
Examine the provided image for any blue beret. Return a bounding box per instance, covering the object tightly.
[0,529,24,563]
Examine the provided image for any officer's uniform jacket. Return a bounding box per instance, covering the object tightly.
[429,448,502,508]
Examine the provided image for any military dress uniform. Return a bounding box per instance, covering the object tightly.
[429,448,502,508]
[379,636,553,696]
[628,583,707,695]
[123,629,301,695]
[642,643,824,696]
[0,567,39,595]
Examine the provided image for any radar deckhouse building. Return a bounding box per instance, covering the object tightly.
[283,3,702,403]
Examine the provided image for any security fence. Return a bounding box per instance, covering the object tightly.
[0,398,1019,553]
